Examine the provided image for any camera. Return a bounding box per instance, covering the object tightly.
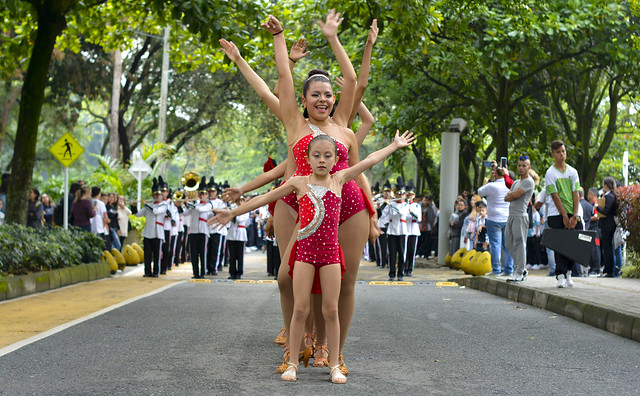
[483,160,493,168]
[500,157,507,168]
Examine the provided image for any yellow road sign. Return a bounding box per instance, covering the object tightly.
[49,132,84,167]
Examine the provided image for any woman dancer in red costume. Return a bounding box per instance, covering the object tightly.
[220,12,379,375]
[210,131,415,383]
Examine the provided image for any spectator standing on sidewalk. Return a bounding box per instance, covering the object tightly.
[587,187,602,275]
[117,195,132,248]
[595,176,617,277]
[544,140,582,288]
[478,164,513,276]
[448,199,468,255]
[505,156,534,282]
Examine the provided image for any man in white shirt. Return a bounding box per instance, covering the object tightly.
[477,165,514,275]
[90,186,110,250]
[383,181,409,281]
[226,197,250,280]
[207,179,227,275]
[404,182,422,277]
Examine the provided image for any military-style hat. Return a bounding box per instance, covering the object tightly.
[152,177,162,194]
[372,182,380,195]
[208,176,218,191]
[382,180,392,191]
[158,176,169,191]
[406,179,415,195]
[198,176,208,193]
[395,176,406,194]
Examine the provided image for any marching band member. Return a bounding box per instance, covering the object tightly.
[159,176,179,274]
[186,177,212,279]
[136,178,167,277]
[207,177,227,276]
[383,178,409,281]
[173,188,186,267]
[375,181,393,268]
[226,196,250,279]
[404,180,422,277]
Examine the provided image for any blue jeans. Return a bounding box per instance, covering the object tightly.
[110,228,122,251]
[485,219,514,274]
[613,244,623,277]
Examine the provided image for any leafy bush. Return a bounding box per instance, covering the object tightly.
[621,251,640,279]
[616,184,640,253]
[0,225,104,275]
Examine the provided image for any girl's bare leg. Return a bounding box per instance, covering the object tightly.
[274,200,297,337]
[337,209,369,353]
[318,263,342,368]
[287,261,316,365]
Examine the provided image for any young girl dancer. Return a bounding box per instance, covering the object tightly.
[220,13,379,374]
[210,130,415,383]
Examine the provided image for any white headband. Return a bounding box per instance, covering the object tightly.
[306,74,330,82]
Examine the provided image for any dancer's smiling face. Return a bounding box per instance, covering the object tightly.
[302,81,335,120]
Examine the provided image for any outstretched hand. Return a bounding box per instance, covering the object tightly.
[207,208,233,230]
[367,19,379,45]
[317,9,343,39]
[289,38,310,62]
[219,39,242,63]
[393,130,415,148]
[223,187,242,203]
[261,15,283,35]
[334,75,345,94]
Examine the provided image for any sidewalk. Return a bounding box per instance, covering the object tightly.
[449,268,640,343]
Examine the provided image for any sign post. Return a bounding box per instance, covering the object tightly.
[128,157,153,207]
[49,132,84,230]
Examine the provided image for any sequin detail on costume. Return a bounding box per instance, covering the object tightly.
[297,184,333,240]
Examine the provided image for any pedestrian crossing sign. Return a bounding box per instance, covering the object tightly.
[49,132,84,167]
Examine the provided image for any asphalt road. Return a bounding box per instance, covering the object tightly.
[1,279,639,395]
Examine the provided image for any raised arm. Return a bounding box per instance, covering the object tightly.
[354,102,375,146]
[347,19,378,127]
[209,178,299,228]
[273,38,309,99]
[262,15,306,143]
[318,10,356,127]
[223,160,288,202]
[337,130,415,185]
[219,38,282,121]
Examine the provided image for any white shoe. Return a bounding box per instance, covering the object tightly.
[566,271,574,287]
[532,264,541,270]
[556,274,567,288]
[525,264,533,270]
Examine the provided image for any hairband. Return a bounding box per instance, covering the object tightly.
[306,74,330,82]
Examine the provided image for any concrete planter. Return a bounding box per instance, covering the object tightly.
[0,262,110,301]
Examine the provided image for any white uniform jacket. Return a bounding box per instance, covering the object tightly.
[209,198,228,236]
[186,201,212,235]
[226,212,249,242]
[136,202,168,240]
[383,200,409,236]
[406,201,422,236]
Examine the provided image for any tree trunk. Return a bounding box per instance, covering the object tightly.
[109,50,122,160]
[6,2,68,225]
[0,83,22,159]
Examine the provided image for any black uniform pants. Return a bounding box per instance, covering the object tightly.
[387,234,406,278]
[405,235,418,274]
[227,240,245,279]
[143,237,162,276]
[207,233,222,274]
[376,228,388,268]
[266,239,280,276]
[162,230,174,273]
[173,231,184,266]
[190,233,207,278]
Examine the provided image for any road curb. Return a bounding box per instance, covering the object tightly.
[0,262,110,301]
[454,276,640,343]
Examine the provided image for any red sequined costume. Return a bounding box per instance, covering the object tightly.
[288,184,346,294]
[280,124,373,223]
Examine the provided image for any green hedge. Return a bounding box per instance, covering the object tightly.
[0,225,104,276]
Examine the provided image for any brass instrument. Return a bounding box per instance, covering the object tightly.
[172,190,185,202]
[181,171,200,200]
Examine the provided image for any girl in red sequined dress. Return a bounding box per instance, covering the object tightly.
[210,131,414,383]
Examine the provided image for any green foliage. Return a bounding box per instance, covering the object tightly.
[621,251,640,279]
[616,184,640,253]
[0,225,104,276]
[129,214,145,233]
